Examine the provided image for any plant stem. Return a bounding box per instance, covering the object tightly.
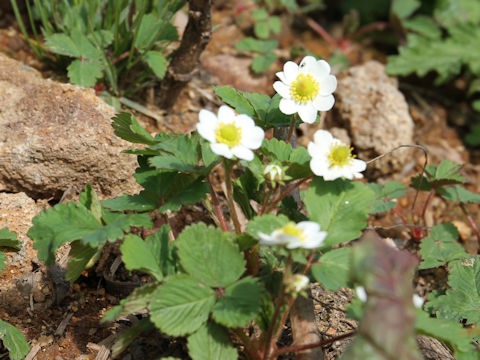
[303,16,338,49]
[264,177,311,214]
[224,160,242,234]
[348,22,389,40]
[233,328,262,360]
[271,331,356,357]
[263,255,292,360]
[459,203,480,249]
[286,115,297,144]
[421,188,435,225]
[207,176,228,232]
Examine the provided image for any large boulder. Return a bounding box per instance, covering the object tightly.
[0,53,139,199]
[332,61,414,176]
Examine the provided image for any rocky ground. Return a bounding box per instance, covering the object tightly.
[0,2,479,359]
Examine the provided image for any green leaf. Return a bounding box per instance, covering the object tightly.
[45,33,81,57]
[368,181,406,214]
[235,38,278,53]
[411,159,465,191]
[29,202,102,265]
[135,14,164,50]
[149,275,216,336]
[148,134,200,172]
[0,320,30,360]
[103,283,159,322]
[0,228,21,250]
[246,214,290,239]
[111,112,157,145]
[419,222,466,269]
[403,16,442,39]
[252,8,268,21]
[268,16,282,34]
[101,194,157,212]
[212,277,262,327]
[79,184,102,221]
[66,240,99,282]
[439,185,480,203]
[415,310,475,355]
[145,226,177,277]
[465,123,480,145]
[144,51,167,79]
[303,178,376,246]
[434,0,480,27]
[391,0,421,19]
[187,323,238,360]
[176,224,245,287]
[260,138,293,162]
[252,52,277,73]
[67,59,104,88]
[121,234,164,281]
[311,247,351,290]
[254,21,270,39]
[213,86,256,119]
[0,252,7,273]
[426,256,480,324]
[263,94,292,128]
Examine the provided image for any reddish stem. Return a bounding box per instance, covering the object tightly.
[271,331,356,357]
[347,22,389,40]
[208,176,228,232]
[303,16,338,48]
[459,203,480,249]
[302,252,317,275]
[264,177,311,214]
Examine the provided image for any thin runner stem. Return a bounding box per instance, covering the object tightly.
[224,160,242,234]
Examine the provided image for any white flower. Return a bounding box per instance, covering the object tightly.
[412,294,424,308]
[264,164,284,181]
[308,130,366,181]
[288,274,310,293]
[197,105,265,161]
[273,56,337,124]
[356,286,367,302]
[258,221,327,249]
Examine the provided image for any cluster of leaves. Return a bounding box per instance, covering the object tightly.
[0,229,30,359]
[12,0,184,94]
[388,0,480,145]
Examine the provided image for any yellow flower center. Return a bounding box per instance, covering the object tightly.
[290,74,320,104]
[281,222,306,242]
[328,144,355,168]
[215,122,242,147]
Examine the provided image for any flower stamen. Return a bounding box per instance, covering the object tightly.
[328,144,355,168]
[280,222,306,242]
[290,74,320,104]
[215,122,242,147]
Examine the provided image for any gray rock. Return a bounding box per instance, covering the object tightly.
[0,53,140,199]
[332,61,414,176]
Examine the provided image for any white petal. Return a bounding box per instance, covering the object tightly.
[312,94,335,112]
[279,98,298,115]
[241,126,264,149]
[309,157,329,177]
[283,61,299,83]
[317,59,331,75]
[297,221,320,234]
[276,71,288,84]
[297,104,318,124]
[299,56,317,73]
[356,286,367,302]
[299,237,325,249]
[313,129,334,146]
[210,143,233,159]
[273,81,291,99]
[285,239,302,249]
[218,105,236,123]
[199,109,218,126]
[231,146,254,161]
[197,120,216,143]
[235,114,255,129]
[323,167,344,181]
[319,75,337,96]
[351,158,367,173]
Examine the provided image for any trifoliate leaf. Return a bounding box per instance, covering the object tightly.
[439,185,480,203]
[212,277,262,327]
[0,320,30,360]
[149,275,216,336]
[434,0,480,28]
[368,181,406,214]
[121,234,164,281]
[103,283,159,322]
[311,247,352,290]
[303,178,375,246]
[418,222,466,269]
[268,16,282,34]
[415,309,475,355]
[235,38,278,53]
[0,228,21,250]
[45,33,81,57]
[252,52,277,73]
[144,50,167,79]
[148,134,201,172]
[67,59,104,88]
[112,112,157,145]
[246,214,290,239]
[411,159,465,191]
[176,224,245,287]
[187,323,238,360]
[66,240,99,282]
[426,256,480,324]
[254,21,270,39]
